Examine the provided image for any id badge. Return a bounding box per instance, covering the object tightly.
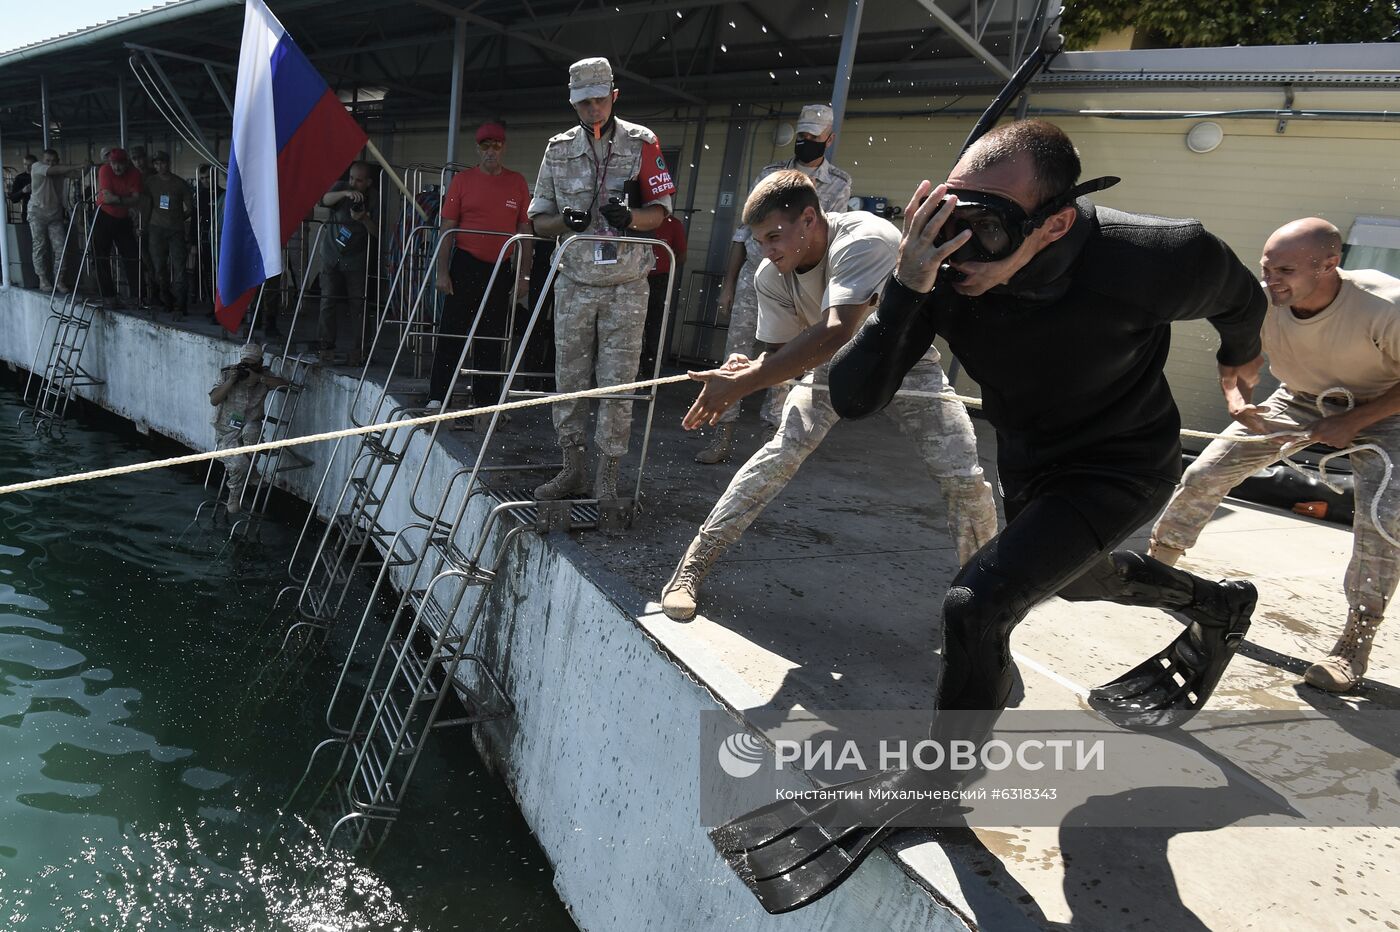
[159,194,171,210]
[593,241,618,265]
[227,413,245,429]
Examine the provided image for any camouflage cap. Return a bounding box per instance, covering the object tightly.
[796,103,834,135]
[569,57,614,103]
[240,343,264,362]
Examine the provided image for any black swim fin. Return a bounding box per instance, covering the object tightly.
[1090,579,1255,728]
[709,769,930,914]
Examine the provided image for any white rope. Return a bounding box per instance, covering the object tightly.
[0,375,692,497]
[5,373,1394,547]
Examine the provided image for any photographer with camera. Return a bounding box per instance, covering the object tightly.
[209,343,290,515]
[316,161,376,366]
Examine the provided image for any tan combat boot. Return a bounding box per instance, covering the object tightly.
[695,423,735,465]
[661,535,726,621]
[1305,609,1382,692]
[593,454,621,500]
[535,444,588,500]
[1147,538,1186,567]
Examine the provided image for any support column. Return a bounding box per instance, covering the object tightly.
[118,74,128,148]
[0,119,10,289]
[828,0,865,161]
[682,110,707,234]
[40,76,50,150]
[445,17,467,165]
[0,118,10,288]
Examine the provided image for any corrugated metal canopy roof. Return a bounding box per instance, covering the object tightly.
[0,0,1053,147]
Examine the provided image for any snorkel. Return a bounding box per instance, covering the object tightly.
[940,28,1066,283]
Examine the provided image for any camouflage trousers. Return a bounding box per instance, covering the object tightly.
[29,210,67,288]
[215,421,262,501]
[552,274,648,457]
[697,359,998,565]
[717,255,791,427]
[1153,385,1400,616]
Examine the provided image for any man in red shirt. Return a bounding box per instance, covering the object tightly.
[643,213,687,373]
[432,122,535,418]
[94,148,144,309]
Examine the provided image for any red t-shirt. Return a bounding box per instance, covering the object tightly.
[440,167,531,263]
[650,214,688,275]
[97,164,143,219]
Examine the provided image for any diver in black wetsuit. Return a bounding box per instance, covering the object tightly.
[709,119,1271,918]
[830,118,1267,712]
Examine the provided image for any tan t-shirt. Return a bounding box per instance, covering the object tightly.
[754,211,899,344]
[1262,268,1400,399]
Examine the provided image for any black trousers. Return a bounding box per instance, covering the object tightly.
[642,272,672,371]
[430,250,513,406]
[92,211,140,300]
[938,468,1178,710]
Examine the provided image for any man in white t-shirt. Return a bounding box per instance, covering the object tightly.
[695,103,853,465]
[1151,217,1400,692]
[660,170,997,621]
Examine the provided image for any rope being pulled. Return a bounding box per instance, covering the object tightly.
[3,376,1394,548]
[0,374,693,497]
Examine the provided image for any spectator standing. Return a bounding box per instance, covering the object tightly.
[144,151,194,318]
[316,160,376,366]
[94,148,144,308]
[527,56,677,500]
[8,154,35,223]
[27,149,82,294]
[430,121,534,421]
[697,103,853,465]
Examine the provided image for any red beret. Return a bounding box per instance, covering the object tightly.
[107,147,129,163]
[475,122,506,144]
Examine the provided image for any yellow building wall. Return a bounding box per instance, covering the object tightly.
[183,82,1399,436]
[825,92,1400,435]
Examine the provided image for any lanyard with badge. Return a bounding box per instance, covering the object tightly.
[587,135,619,265]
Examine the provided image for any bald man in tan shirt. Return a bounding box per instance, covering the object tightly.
[1150,217,1400,692]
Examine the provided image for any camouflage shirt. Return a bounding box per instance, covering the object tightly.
[529,116,675,286]
[210,365,273,429]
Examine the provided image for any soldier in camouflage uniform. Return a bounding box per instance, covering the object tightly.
[528,57,677,501]
[661,171,997,621]
[697,103,854,465]
[1150,218,1400,692]
[209,343,289,515]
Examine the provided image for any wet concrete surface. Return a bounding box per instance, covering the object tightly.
[137,306,1400,930]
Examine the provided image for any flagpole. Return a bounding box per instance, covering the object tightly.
[363,139,429,222]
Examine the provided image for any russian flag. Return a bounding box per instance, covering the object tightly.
[215,0,368,332]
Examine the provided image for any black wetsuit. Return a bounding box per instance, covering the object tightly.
[830,200,1266,709]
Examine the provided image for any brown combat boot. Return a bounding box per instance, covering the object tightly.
[593,454,621,500]
[535,444,588,500]
[661,535,726,621]
[695,423,735,465]
[1305,609,1382,693]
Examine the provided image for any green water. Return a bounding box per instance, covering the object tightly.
[0,381,577,931]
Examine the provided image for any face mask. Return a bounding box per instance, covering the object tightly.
[793,137,827,164]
